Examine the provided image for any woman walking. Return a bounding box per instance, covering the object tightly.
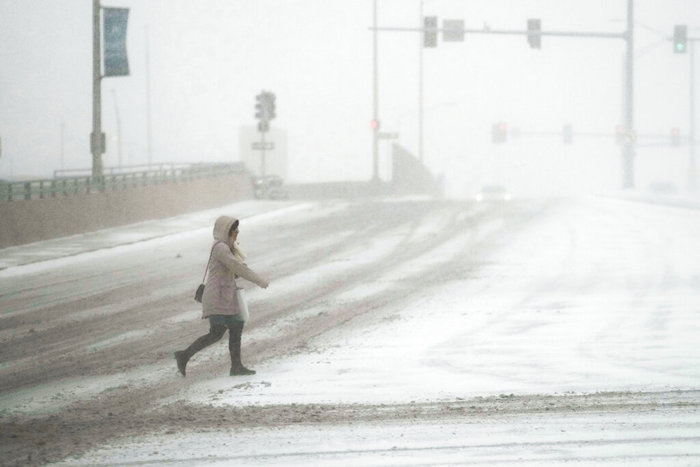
[175,215,269,376]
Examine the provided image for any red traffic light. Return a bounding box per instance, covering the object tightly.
[370,119,380,130]
[492,122,507,143]
[671,127,680,147]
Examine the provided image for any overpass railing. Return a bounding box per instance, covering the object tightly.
[0,162,247,202]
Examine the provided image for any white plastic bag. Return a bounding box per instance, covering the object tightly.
[235,287,249,322]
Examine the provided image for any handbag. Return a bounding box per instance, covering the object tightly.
[194,283,205,303]
[234,287,249,321]
[194,244,217,303]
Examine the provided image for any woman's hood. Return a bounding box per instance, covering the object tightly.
[213,215,238,247]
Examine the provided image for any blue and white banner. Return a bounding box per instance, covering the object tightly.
[103,8,129,77]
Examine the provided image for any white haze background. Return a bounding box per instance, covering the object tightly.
[0,0,697,197]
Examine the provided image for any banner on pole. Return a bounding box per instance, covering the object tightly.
[103,8,129,77]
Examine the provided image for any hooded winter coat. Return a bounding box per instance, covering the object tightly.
[201,215,269,318]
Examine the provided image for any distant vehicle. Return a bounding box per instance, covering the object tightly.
[475,185,511,202]
[252,175,289,200]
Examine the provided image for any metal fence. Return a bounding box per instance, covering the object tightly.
[0,162,247,202]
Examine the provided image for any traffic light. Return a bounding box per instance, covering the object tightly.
[492,122,507,143]
[255,91,276,123]
[563,124,573,144]
[673,25,687,54]
[255,92,265,120]
[423,16,437,48]
[527,19,541,49]
[671,127,680,147]
[265,92,276,120]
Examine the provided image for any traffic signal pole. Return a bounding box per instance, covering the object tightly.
[372,25,623,40]
[690,40,697,191]
[671,25,698,191]
[372,0,380,182]
[261,130,266,178]
[418,1,424,164]
[623,0,635,188]
[371,1,637,189]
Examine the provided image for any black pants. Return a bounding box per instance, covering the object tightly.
[183,320,245,365]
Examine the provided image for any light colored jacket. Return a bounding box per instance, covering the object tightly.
[201,216,269,318]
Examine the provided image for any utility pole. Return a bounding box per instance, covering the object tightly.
[622,0,635,188]
[372,0,379,182]
[91,0,104,181]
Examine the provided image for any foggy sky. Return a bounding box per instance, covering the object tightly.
[0,0,697,196]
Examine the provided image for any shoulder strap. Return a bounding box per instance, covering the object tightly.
[201,241,222,282]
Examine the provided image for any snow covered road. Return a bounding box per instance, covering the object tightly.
[0,196,698,465]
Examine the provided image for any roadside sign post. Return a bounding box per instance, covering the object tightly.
[252,142,275,150]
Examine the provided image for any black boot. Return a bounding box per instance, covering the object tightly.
[230,364,256,376]
[229,321,256,376]
[176,323,227,377]
[174,350,188,377]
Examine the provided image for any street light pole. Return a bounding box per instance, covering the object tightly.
[145,26,153,168]
[622,0,635,189]
[91,0,104,181]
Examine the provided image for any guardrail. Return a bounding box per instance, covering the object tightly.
[0,162,247,202]
[53,162,196,179]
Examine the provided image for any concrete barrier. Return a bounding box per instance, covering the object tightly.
[0,173,252,248]
[391,143,442,196]
[0,148,439,248]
